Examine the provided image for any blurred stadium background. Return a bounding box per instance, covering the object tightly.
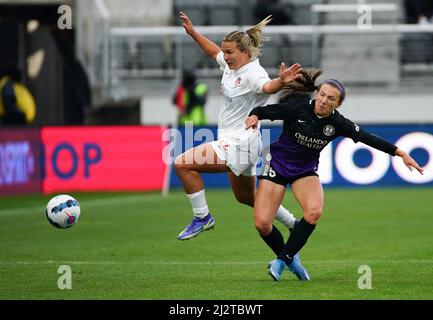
[1,0,433,300]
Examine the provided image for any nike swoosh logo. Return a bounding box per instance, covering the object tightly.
[64,211,75,224]
[298,120,306,123]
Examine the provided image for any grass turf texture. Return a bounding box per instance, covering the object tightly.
[0,188,432,300]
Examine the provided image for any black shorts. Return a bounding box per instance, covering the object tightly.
[258,164,319,187]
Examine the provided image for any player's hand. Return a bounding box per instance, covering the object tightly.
[399,150,424,174]
[180,11,194,35]
[279,63,302,84]
[245,115,259,129]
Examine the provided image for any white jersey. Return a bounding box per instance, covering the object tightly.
[216,51,270,141]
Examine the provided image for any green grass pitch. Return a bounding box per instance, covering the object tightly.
[0,187,432,300]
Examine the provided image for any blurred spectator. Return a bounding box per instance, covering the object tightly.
[172,68,208,126]
[253,0,294,25]
[402,0,433,64]
[0,66,36,125]
[404,0,433,24]
[52,29,91,125]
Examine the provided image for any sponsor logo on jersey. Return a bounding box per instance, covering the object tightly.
[294,132,328,150]
[220,85,232,102]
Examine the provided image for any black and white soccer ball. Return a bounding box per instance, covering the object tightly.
[45,194,80,229]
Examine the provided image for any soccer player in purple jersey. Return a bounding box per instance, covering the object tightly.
[245,70,424,281]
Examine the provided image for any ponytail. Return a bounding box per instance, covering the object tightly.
[246,15,272,57]
[280,69,323,101]
[223,15,272,60]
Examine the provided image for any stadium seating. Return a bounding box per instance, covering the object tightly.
[74,0,433,105]
[104,0,172,26]
[173,0,240,26]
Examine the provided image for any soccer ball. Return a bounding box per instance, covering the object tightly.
[45,194,80,229]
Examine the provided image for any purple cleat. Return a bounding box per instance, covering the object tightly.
[177,214,215,240]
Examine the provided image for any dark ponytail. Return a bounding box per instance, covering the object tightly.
[280,69,323,101]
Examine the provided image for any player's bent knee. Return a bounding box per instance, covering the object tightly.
[173,162,183,174]
[235,195,254,207]
[174,155,187,172]
[254,217,272,235]
[303,210,322,224]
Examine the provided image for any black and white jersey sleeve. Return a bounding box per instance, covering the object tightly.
[336,113,397,156]
[249,95,310,121]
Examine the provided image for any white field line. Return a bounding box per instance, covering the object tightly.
[1,260,433,266]
[0,194,170,217]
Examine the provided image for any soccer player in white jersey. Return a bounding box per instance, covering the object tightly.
[175,11,304,245]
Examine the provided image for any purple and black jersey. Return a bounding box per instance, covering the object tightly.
[249,94,398,179]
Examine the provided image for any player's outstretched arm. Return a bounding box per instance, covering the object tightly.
[180,11,221,60]
[350,126,424,176]
[395,148,424,174]
[262,63,302,94]
[245,102,293,129]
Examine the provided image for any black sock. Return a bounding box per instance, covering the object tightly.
[278,218,316,265]
[260,225,285,256]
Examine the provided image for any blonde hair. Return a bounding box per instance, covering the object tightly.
[222,15,272,60]
[280,69,323,101]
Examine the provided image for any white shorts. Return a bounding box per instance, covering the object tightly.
[211,128,262,177]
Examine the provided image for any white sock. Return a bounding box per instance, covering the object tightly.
[275,205,296,229]
[186,189,209,219]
